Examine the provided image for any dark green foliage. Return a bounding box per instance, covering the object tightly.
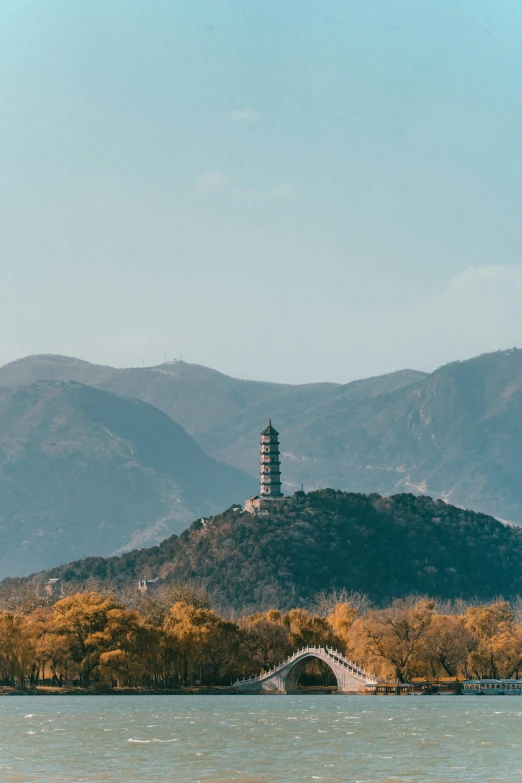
[22,490,522,611]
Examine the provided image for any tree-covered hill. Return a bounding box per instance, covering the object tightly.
[21,490,522,610]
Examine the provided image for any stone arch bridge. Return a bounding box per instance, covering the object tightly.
[232,646,376,694]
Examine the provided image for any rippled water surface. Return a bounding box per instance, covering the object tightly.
[0,695,521,782]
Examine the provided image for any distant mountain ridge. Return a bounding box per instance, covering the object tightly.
[0,354,423,458]
[0,381,255,578]
[16,490,522,611]
[1,349,522,524]
[0,354,425,477]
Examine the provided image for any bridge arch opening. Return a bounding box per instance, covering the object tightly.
[284,654,339,693]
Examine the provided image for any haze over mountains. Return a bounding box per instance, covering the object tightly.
[1,347,522,579]
[1,348,522,528]
[0,381,255,578]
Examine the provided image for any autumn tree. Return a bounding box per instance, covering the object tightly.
[327,603,358,652]
[29,607,72,685]
[464,602,514,640]
[50,592,123,686]
[281,609,336,649]
[238,611,293,673]
[117,582,213,628]
[0,612,36,685]
[95,609,163,687]
[349,599,434,682]
[164,601,239,686]
[421,614,473,677]
[464,602,522,678]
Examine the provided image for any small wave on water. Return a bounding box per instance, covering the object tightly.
[0,696,521,782]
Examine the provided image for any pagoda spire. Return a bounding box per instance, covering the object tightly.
[259,419,283,497]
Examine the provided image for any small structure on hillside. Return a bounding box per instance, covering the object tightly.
[44,578,60,597]
[138,578,160,594]
[244,420,284,513]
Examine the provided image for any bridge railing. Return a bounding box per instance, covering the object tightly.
[233,645,375,685]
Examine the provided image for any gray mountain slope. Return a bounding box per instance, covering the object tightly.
[3,349,522,524]
[0,353,424,467]
[0,381,255,578]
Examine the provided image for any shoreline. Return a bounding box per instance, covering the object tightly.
[0,685,354,696]
[0,685,234,696]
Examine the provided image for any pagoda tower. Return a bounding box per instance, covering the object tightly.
[259,420,283,497]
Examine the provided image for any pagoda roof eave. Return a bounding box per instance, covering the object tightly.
[261,418,279,436]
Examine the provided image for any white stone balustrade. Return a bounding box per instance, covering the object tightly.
[232,645,376,694]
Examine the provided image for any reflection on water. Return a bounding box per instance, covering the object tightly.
[0,695,520,782]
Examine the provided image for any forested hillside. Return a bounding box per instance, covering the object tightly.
[21,490,522,611]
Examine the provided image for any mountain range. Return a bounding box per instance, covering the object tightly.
[1,348,522,527]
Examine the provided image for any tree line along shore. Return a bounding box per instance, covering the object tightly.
[1,581,522,691]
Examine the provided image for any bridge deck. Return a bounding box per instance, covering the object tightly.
[233,645,376,693]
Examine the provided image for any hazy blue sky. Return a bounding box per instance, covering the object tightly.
[1,0,522,383]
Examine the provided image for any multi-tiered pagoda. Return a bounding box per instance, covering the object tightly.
[260,420,283,497]
[244,420,284,512]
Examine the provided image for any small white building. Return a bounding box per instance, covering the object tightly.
[138,578,160,594]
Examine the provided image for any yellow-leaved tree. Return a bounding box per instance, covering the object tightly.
[93,608,163,687]
[281,608,337,649]
[238,611,293,674]
[420,613,473,677]
[164,601,240,686]
[326,603,358,652]
[348,599,434,682]
[0,611,36,686]
[50,592,122,686]
[464,602,522,678]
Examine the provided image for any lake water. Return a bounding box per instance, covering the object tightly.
[0,695,521,783]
